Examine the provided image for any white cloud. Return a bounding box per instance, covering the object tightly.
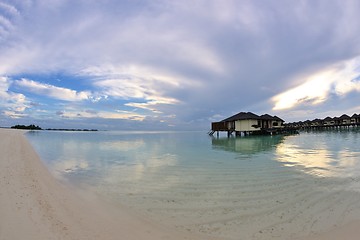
[3,110,27,118]
[83,64,183,111]
[0,2,20,16]
[57,109,146,121]
[333,59,360,95]
[15,78,91,101]
[272,71,332,110]
[0,76,30,118]
[0,76,10,98]
[272,56,360,110]
[0,1,19,40]
[124,97,179,113]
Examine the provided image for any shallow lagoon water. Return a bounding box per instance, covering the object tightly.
[26,129,360,239]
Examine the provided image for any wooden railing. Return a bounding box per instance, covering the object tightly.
[211,122,234,131]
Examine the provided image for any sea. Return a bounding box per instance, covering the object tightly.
[26,129,360,240]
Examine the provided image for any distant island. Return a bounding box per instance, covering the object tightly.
[11,124,98,131]
[11,124,42,130]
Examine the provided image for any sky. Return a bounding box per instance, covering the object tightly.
[1,0,360,130]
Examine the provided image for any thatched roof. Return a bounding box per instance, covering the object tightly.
[222,112,260,122]
[222,112,284,122]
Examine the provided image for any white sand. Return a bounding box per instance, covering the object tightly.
[1,128,360,240]
[294,221,360,240]
[0,129,218,240]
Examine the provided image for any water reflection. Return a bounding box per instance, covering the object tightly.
[211,131,360,178]
[99,139,145,151]
[25,130,360,239]
[211,135,284,155]
[275,132,360,178]
[276,142,335,177]
[26,131,181,190]
[103,153,180,193]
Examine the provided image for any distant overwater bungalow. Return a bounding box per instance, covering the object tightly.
[209,112,297,137]
[285,113,360,130]
[210,112,360,137]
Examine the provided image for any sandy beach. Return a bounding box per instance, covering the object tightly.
[1,128,360,240]
[0,128,218,240]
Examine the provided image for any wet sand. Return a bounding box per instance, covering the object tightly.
[0,129,216,240]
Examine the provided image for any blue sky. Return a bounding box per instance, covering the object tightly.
[1,0,360,130]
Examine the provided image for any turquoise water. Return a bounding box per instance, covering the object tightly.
[26,129,360,239]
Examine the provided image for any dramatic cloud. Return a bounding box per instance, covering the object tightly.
[272,57,360,110]
[83,64,183,104]
[1,0,360,129]
[15,78,91,101]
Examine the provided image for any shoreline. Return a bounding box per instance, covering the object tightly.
[0,128,217,240]
[1,128,360,240]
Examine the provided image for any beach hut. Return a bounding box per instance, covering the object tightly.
[296,121,303,128]
[339,114,351,125]
[259,114,285,129]
[222,112,262,132]
[272,116,285,128]
[303,120,311,127]
[323,117,333,126]
[311,119,323,127]
[332,117,340,126]
[210,112,286,136]
[351,114,359,125]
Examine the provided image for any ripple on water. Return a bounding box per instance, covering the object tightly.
[26,131,360,240]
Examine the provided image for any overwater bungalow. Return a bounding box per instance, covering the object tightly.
[323,117,333,126]
[310,119,322,127]
[339,114,351,125]
[333,117,340,126]
[301,120,311,128]
[286,113,360,130]
[209,112,292,137]
[351,114,359,124]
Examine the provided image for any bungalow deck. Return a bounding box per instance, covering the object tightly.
[209,126,299,137]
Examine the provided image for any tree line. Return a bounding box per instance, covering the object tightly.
[11,124,42,130]
[10,124,98,131]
